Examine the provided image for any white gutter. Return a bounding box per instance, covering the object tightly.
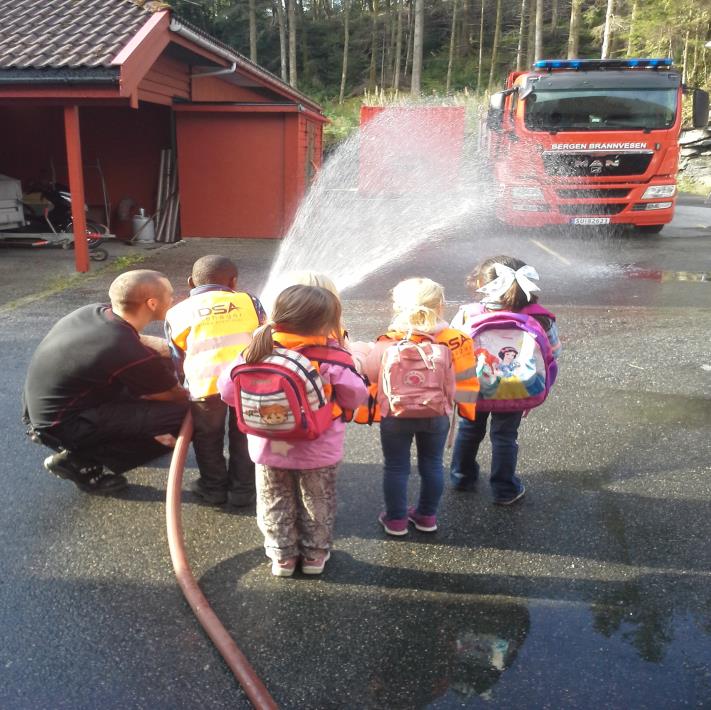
[170,19,238,67]
[192,62,237,79]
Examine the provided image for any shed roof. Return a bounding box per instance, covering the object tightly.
[0,0,323,113]
[0,0,148,68]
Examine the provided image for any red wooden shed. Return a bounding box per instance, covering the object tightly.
[0,0,326,271]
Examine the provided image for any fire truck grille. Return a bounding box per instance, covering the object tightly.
[543,153,653,177]
[556,188,630,199]
[558,203,627,216]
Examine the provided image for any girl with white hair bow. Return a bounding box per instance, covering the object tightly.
[449,255,561,505]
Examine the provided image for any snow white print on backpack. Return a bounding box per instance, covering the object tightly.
[451,265,560,414]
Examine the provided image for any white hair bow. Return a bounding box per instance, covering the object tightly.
[477,263,540,303]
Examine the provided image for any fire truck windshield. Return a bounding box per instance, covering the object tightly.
[523,88,677,132]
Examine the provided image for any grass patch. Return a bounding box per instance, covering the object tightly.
[110,253,147,271]
[0,252,149,316]
[677,175,711,197]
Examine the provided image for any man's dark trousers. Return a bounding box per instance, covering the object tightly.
[48,399,188,474]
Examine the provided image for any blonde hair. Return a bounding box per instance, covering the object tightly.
[287,271,340,298]
[244,285,343,363]
[389,277,445,334]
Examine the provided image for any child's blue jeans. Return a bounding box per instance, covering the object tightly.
[450,411,524,501]
[380,415,450,520]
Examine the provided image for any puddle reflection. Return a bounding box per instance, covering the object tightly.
[623,265,711,283]
[203,549,530,707]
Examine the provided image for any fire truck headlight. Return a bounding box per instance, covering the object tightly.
[511,186,545,201]
[642,185,676,199]
[644,201,673,210]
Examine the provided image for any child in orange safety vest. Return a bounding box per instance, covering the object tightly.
[165,255,266,508]
[350,278,479,536]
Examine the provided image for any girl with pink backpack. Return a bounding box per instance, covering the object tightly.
[449,256,561,505]
[217,285,367,577]
[351,278,478,536]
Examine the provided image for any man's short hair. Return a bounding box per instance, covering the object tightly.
[191,255,238,287]
[109,270,169,313]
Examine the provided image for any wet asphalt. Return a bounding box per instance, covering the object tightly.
[1,197,711,709]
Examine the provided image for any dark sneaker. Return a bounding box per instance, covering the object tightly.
[378,512,408,536]
[451,471,477,491]
[407,506,438,532]
[227,490,256,508]
[493,486,526,506]
[43,453,127,494]
[301,551,331,575]
[190,479,227,505]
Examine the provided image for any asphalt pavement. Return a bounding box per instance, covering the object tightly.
[1,201,711,709]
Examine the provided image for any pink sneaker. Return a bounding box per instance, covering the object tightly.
[271,557,298,577]
[379,512,408,536]
[301,550,331,575]
[407,506,437,532]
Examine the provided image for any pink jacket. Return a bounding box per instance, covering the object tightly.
[217,356,368,470]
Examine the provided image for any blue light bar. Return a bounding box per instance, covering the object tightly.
[533,58,673,71]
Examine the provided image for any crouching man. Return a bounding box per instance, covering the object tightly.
[23,269,189,494]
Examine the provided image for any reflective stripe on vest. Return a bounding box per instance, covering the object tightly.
[167,291,261,399]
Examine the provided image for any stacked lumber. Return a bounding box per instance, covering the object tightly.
[155,149,180,243]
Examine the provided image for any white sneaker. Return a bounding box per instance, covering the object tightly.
[301,551,331,575]
[271,557,298,577]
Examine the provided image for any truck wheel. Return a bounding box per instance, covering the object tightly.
[636,224,664,234]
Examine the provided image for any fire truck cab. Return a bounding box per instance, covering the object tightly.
[486,58,709,232]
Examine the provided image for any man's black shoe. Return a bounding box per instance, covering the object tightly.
[227,490,256,508]
[43,452,128,494]
[190,479,228,505]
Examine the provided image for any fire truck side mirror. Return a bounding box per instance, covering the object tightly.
[487,92,505,131]
[692,89,709,129]
[489,92,505,111]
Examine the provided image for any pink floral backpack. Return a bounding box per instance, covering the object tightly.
[377,337,456,418]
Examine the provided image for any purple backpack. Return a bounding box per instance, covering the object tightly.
[453,303,558,413]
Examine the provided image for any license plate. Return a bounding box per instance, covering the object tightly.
[571,217,611,225]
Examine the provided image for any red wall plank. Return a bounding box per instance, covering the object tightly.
[190,76,275,103]
[139,54,190,101]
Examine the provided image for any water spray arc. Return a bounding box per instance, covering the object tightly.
[260,104,489,309]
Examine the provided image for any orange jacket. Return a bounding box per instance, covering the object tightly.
[352,326,479,423]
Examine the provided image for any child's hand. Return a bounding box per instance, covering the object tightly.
[154,433,177,448]
[348,341,373,375]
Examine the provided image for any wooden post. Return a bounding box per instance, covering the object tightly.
[63,105,89,273]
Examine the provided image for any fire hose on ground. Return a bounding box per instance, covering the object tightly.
[165,411,278,709]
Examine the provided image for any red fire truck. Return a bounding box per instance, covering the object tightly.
[485,58,709,232]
